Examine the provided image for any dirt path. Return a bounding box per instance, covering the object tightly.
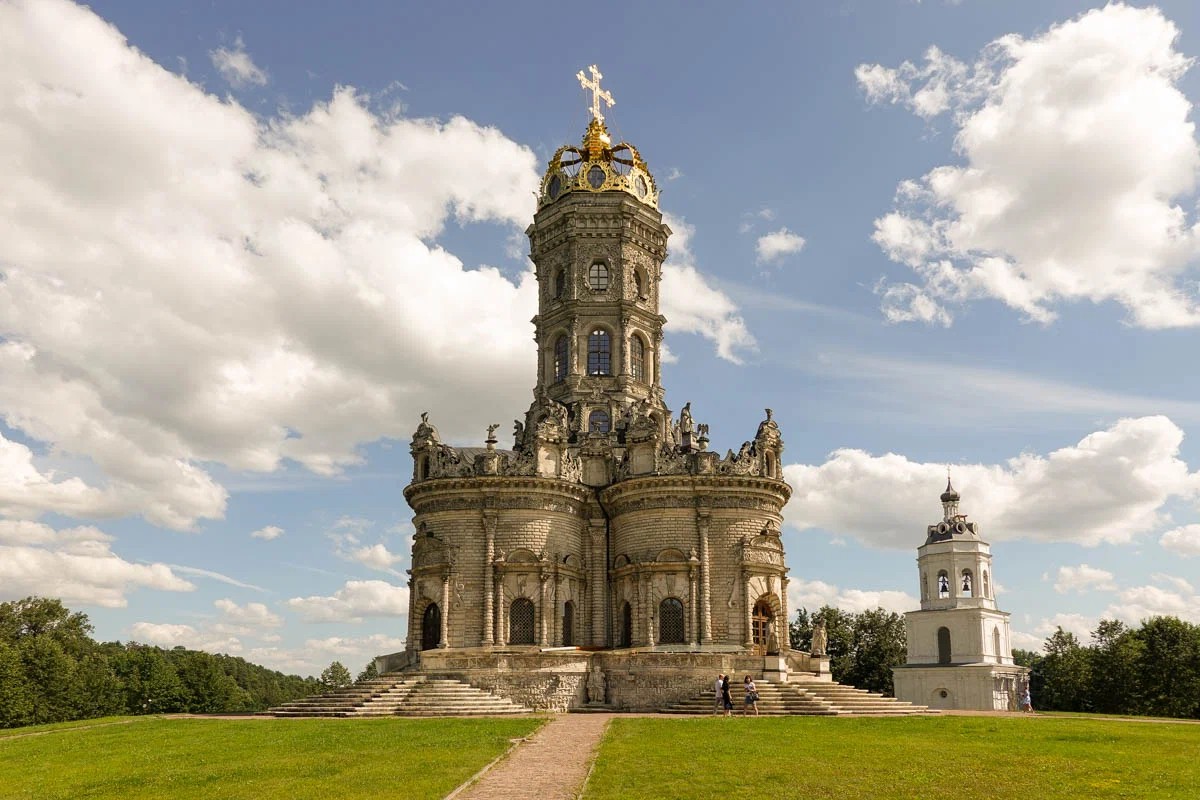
[448,713,612,800]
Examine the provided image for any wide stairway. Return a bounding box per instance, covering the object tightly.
[267,675,532,718]
[662,678,930,716]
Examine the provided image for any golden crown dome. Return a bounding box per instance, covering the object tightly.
[539,67,659,210]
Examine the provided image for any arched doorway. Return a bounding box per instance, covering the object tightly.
[562,601,575,647]
[421,603,440,651]
[509,598,535,645]
[751,598,774,655]
[937,626,952,664]
[658,598,685,645]
[619,602,632,648]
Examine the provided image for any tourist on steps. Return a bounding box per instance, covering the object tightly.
[721,674,733,716]
[713,673,724,715]
[743,675,760,716]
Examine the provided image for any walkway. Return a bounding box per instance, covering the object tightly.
[448,713,612,800]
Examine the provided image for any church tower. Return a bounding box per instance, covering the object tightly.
[893,479,1026,710]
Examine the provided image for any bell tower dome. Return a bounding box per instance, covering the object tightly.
[524,65,670,445]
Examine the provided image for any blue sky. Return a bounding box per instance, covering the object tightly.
[2,0,1199,675]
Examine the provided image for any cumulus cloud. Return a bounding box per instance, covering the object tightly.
[286,579,409,623]
[1033,612,1097,642]
[1160,524,1200,557]
[209,35,268,88]
[661,214,756,363]
[0,0,751,532]
[1053,564,1117,594]
[1103,576,1200,624]
[860,4,1200,328]
[784,416,1200,548]
[128,621,242,654]
[0,520,194,608]
[755,228,806,264]
[251,525,284,541]
[213,598,282,631]
[327,516,404,575]
[787,578,917,615]
[247,632,406,675]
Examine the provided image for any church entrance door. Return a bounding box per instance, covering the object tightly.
[421,603,441,651]
[751,599,773,655]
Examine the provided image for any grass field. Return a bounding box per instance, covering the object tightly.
[583,715,1200,799]
[0,716,544,800]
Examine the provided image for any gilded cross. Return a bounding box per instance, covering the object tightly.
[577,64,614,124]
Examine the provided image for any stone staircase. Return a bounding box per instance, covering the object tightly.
[267,675,532,718]
[662,678,929,716]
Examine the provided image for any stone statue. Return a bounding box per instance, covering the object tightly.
[586,666,607,704]
[486,423,499,440]
[697,423,709,438]
[811,617,828,657]
[421,411,429,425]
[513,419,525,446]
[679,401,694,435]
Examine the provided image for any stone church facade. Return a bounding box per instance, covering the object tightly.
[375,70,820,710]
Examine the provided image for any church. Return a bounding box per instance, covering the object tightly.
[374,67,812,711]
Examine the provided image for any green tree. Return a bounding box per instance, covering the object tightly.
[357,660,379,683]
[320,661,353,691]
[1038,627,1091,712]
[0,642,33,728]
[112,645,187,714]
[1131,616,1200,718]
[0,597,93,656]
[1088,619,1142,715]
[842,609,907,696]
[19,635,78,724]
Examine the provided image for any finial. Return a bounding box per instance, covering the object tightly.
[577,65,614,124]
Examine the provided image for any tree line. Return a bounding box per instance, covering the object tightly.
[0,597,326,728]
[1014,617,1200,718]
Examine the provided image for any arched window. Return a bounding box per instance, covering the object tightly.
[751,598,774,650]
[983,570,990,598]
[509,598,535,645]
[588,329,611,375]
[630,335,646,381]
[589,410,611,433]
[633,270,644,297]
[961,569,974,597]
[658,598,685,644]
[764,450,776,478]
[554,268,566,299]
[937,626,952,664]
[554,335,569,383]
[589,262,609,291]
[416,455,429,481]
[421,604,441,651]
[562,601,575,647]
[992,627,1001,657]
[937,570,950,599]
[619,602,633,648]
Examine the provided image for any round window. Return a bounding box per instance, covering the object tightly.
[587,165,606,189]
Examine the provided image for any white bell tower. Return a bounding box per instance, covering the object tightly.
[893,478,1026,710]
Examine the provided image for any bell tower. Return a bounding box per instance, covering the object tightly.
[524,65,670,444]
[893,479,1026,710]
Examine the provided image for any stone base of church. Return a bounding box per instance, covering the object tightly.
[893,662,1027,711]
[376,647,825,712]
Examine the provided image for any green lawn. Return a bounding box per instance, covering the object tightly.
[0,716,544,800]
[583,715,1200,800]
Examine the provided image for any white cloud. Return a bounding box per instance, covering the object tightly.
[661,214,756,363]
[0,0,749,532]
[1053,564,1117,594]
[286,579,409,623]
[1010,630,1043,651]
[251,525,284,540]
[860,5,1200,328]
[1103,578,1200,625]
[209,35,268,88]
[1161,524,1200,556]
[0,520,194,608]
[128,621,242,654]
[214,598,282,630]
[167,565,266,592]
[326,516,404,575]
[247,632,406,675]
[1033,612,1097,642]
[755,228,806,264]
[784,416,1200,548]
[787,578,917,615]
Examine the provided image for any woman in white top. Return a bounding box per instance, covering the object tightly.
[743,674,759,716]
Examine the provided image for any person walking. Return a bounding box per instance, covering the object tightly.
[721,673,733,717]
[743,675,760,717]
[1021,683,1033,713]
[713,673,724,715]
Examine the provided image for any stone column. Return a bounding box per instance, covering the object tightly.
[440,573,450,649]
[688,565,699,647]
[698,512,713,644]
[569,317,580,377]
[495,570,507,646]
[652,330,664,387]
[405,576,417,654]
[553,571,562,646]
[590,520,606,646]
[742,570,754,649]
[483,514,496,646]
[619,312,631,377]
[539,570,550,646]
[779,576,790,650]
[533,325,544,389]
